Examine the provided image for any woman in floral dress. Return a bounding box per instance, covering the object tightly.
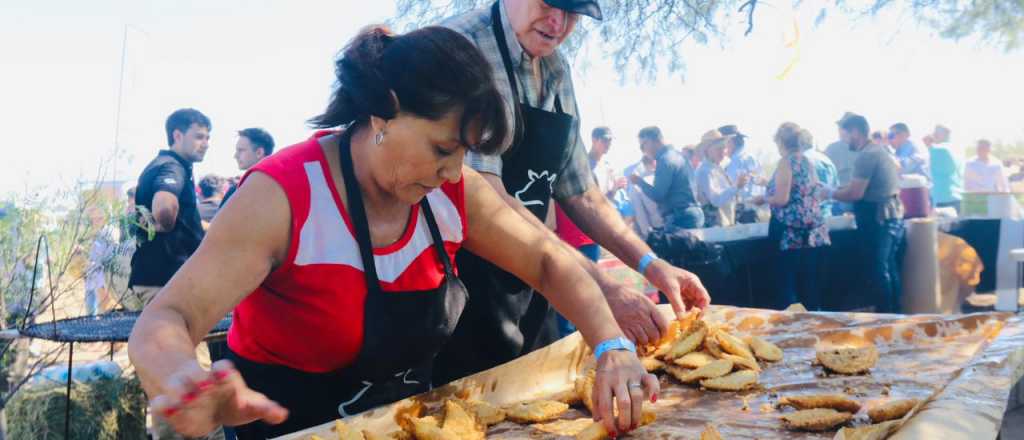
[754,123,830,310]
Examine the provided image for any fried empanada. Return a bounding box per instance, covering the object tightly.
[700,369,759,391]
[409,416,452,440]
[573,411,657,440]
[867,399,918,423]
[505,400,570,423]
[674,351,715,369]
[664,320,707,360]
[714,330,757,364]
[704,331,724,358]
[747,335,784,362]
[643,320,681,357]
[532,418,594,436]
[575,370,596,414]
[547,388,583,406]
[700,424,724,440]
[442,400,485,440]
[362,431,389,440]
[640,356,666,373]
[333,419,365,440]
[666,359,733,383]
[778,394,862,413]
[465,399,507,426]
[834,420,901,440]
[780,408,853,431]
[720,353,761,372]
[817,345,879,374]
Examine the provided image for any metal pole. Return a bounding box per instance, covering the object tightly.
[64,342,74,440]
[112,24,128,182]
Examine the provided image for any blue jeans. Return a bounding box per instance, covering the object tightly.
[777,247,824,311]
[665,206,705,229]
[556,243,601,337]
[858,219,905,313]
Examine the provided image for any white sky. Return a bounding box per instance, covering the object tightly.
[2,0,1023,198]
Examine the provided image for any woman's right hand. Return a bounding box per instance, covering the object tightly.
[593,350,659,436]
[150,359,289,437]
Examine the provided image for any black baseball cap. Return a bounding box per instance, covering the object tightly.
[717,124,746,138]
[543,0,603,20]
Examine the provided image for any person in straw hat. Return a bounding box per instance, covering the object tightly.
[694,129,750,227]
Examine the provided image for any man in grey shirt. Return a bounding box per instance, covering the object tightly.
[834,114,904,314]
[437,0,709,386]
[825,112,860,215]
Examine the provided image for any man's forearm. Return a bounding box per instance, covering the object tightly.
[562,187,653,272]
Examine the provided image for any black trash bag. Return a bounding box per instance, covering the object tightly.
[646,226,757,306]
[645,227,728,273]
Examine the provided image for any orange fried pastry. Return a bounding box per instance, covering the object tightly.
[778,394,862,413]
[780,408,853,431]
[867,399,919,423]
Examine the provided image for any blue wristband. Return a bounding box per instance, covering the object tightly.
[594,337,637,360]
[637,252,659,275]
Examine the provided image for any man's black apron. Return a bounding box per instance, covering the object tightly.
[230,132,468,439]
[432,1,577,386]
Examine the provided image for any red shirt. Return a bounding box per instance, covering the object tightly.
[554,203,594,248]
[227,132,467,373]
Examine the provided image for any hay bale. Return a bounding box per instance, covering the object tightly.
[7,376,146,440]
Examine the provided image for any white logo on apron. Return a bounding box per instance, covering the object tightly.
[514,170,557,207]
[337,381,373,418]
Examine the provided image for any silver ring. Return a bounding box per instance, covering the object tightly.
[628,382,643,389]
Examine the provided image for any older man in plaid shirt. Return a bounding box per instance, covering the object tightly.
[434,0,711,386]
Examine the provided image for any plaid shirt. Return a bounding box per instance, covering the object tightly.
[442,0,593,200]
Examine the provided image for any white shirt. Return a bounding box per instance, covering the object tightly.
[964,156,1010,193]
[623,161,663,239]
[591,157,618,196]
[695,161,738,226]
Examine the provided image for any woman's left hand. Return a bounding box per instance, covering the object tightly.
[593,350,659,436]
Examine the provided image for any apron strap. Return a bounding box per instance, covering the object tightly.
[339,130,455,287]
[491,1,525,150]
[338,130,383,294]
[419,199,456,278]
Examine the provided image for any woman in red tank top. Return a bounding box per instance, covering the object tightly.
[128,26,656,439]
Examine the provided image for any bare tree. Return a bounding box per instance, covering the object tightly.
[0,162,132,438]
[392,0,1024,82]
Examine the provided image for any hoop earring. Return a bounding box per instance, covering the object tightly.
[374,131,386,145]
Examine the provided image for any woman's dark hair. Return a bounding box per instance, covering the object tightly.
[774,122,803,153]
[310,26,508,154]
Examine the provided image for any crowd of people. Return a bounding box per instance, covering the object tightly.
[106,1,1018,440]
[555,113,1019,316]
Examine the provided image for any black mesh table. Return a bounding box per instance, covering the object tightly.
[19,310,231,343]
[13,310,231,439]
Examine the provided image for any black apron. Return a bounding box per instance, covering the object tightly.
[432,1,577,386]
[231,132,468,439]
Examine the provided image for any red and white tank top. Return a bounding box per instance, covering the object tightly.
[227,131,467,373]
